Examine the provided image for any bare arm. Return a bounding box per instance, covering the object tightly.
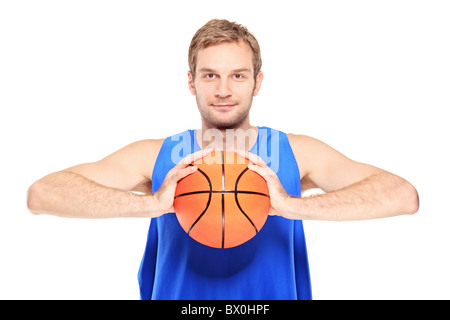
[27,139,161,218]
[240,135,419,221]
[285,170,419,221]
[27,139,210,219]
[27,170,161,219]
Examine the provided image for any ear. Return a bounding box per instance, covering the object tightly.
[253,71,264,97]
[188,71,196,95]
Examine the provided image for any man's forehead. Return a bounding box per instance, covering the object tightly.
[196,41,253,72]
[198,67,252,74]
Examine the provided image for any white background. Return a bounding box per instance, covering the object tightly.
[1,0,449,299]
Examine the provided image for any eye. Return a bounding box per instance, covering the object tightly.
[233,74,244,80]
[205,73,216,79]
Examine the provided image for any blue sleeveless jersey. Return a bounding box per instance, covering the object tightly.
[138,127,312,300]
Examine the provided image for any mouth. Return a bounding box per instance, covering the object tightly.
[212,103,237,111]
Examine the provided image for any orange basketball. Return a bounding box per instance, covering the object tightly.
[174,151,270,249]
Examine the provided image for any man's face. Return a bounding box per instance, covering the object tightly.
[188,41,263,129]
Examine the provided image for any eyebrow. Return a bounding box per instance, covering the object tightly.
[198,68,252,74]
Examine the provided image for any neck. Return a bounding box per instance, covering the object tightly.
[197,120,258,152]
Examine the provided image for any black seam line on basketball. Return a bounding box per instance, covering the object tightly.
[221,192,225,249]
[221,151,225,249]
[221,151,225,191]
[235,167,259,234]
[174,190,270,199]
[187,167,212,235]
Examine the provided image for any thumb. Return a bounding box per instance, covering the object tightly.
[248,163,274,183]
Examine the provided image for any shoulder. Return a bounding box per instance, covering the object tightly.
[130,138,165,177]
[286,134,317,178]
[113,138,165,159]
[286,133,345,179]
[286,133,333,155]
[100,138,165,180]
[286,133,317,146]
[129,138,165,152]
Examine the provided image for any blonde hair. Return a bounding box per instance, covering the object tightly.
[188,19,262,79]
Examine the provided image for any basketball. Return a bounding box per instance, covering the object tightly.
[174,150,270,249]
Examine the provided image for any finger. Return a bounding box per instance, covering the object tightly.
[192,148,215,165]
[175,149,213,169]
[236,150,269,168]
[247,163,262,174]
[173,165,198,182]
[248,163,272,181]
[189,148,214,164]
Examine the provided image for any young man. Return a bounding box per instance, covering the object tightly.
[27,19,419,300]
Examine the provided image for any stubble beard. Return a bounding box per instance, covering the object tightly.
[196,95,254,130]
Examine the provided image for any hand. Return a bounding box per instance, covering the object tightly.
[237,151,294,218]
[152,149,213,217]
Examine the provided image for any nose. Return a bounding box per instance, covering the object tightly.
[215,79,232,99]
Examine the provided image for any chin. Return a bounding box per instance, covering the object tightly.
[209,118,247,130]
[199,105,250,130]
